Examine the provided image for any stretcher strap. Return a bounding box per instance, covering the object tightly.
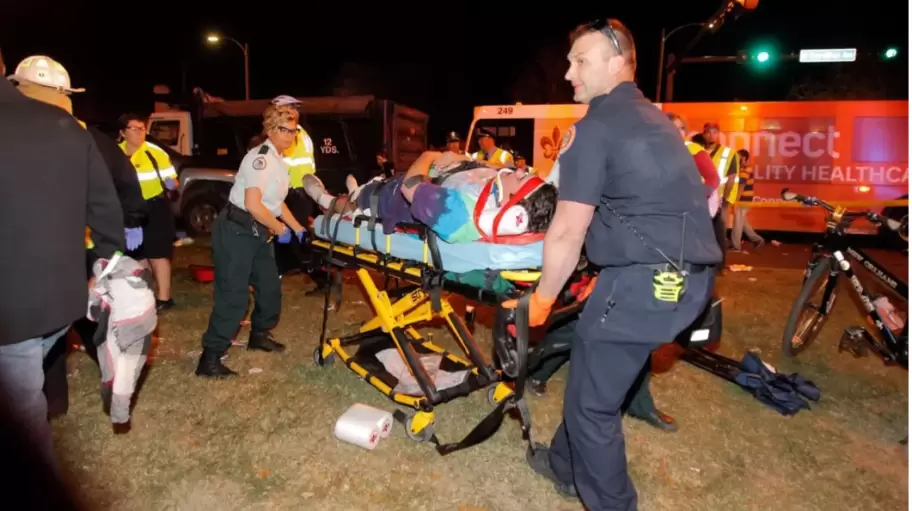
[317,212,346,362]
[418,293,534,456]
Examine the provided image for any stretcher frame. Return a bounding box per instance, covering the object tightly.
[310,213,560,453]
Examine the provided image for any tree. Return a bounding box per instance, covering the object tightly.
[511,45,574,104]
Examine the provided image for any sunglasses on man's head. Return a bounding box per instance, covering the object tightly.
[585,18,623,57]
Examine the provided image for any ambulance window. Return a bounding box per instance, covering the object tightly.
[853,117,909,163]
[468,119,534,162]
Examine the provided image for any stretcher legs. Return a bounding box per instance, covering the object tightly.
[314,268,504,443]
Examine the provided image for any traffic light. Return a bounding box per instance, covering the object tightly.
[749,45,775,68]
[884,47,899,59]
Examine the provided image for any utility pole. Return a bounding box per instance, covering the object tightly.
[206,33,251,100]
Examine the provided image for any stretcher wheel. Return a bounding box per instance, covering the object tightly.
[404,411,435,443]
[486,384,515,407]
[313,346,335,367]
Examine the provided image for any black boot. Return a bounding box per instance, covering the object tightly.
[248,331,286,353]
[195,349,237,378]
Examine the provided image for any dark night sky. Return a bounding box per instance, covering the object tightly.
[1,1,908,144]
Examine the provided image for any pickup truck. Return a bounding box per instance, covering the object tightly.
[148,88,429,236]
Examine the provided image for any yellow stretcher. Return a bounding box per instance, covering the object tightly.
[309,213,590,454]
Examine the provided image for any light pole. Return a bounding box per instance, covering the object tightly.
[656,22,706,102]
[206,33,250,100]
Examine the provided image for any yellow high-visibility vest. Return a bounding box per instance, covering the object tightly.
[284,125,316,188]
[710,145,740,203]
[472,147,513,167]
[684,140,703,156]
[119,140,177,200]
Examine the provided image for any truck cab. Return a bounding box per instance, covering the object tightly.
[149,89,428,236]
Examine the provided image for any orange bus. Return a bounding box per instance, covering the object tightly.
[465,100,908,235]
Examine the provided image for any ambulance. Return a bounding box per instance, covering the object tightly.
[464,100,909,235]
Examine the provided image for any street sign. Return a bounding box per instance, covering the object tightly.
[799,48,857,63]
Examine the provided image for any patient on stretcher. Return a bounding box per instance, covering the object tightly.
[304,151,558,243]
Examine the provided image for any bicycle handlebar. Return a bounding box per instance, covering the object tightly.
[780,187,906,233]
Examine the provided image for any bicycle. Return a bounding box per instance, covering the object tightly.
[779,188,908,368]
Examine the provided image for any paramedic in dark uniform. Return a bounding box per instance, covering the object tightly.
[504,19,722,510]
[196,104,307,378]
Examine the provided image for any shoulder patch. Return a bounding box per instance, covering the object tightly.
[559,125,576,155]
[252,156,267,171]
[257,144,270,155]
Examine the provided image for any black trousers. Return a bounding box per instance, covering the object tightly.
[712,210,727,268]
[200,212,281,354]
[547,265,714,510]
[528,317,658,418]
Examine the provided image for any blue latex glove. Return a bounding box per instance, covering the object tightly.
[276,228,292,244]
[125,227,143,251]
[295,230,306,243]
[164,178,178,191]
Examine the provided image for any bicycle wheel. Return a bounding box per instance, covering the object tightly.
[782,259,840,357]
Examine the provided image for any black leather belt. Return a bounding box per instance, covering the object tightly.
[225,203,271,239]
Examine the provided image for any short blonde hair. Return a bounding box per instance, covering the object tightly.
[262,104,299,133]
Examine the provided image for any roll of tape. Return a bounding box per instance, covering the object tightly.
[334,406,381,451]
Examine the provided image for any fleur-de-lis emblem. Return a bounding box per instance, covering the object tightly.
[540,126,561,162]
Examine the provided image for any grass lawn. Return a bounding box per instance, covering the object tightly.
[54,243,908,510]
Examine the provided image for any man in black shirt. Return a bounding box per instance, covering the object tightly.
[505,20,721,510]
[0,54,124,469]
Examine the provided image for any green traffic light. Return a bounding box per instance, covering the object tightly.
[885,47,898,59]
[756,51,770,63]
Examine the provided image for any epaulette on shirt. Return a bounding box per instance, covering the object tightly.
[258,145,270,155]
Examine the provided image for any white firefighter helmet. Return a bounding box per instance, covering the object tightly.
[10,55,85,94]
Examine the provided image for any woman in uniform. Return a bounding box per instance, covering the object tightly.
[195,104,307,378]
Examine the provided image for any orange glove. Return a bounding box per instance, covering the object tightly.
[576,276,598,303]
[502,291,557,327]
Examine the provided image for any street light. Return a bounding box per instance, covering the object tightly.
[206,33,250,100]
[656,22,708,102]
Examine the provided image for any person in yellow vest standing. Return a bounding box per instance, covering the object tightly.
[701,121,740,271]
[471,129,513,168]
[118,114,178,310]
[513,153,534,175]
[268,96,326,289]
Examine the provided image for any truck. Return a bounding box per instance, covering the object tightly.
[147,87,429,236]
[463,100,908,237]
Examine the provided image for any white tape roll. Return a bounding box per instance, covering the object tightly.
[334,404,394,449]
[334,406,382,450]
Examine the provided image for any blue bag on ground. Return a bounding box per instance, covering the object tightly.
[733,352,821,416]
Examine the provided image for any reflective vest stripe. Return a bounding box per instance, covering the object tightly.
[284,156,314,166]
[286,130,316,187]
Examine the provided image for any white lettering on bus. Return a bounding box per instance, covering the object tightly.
[752,164,909,185]
[688,126,841,159]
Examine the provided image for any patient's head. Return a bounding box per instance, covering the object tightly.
[498,171,559,232]
[520,183,559,232]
